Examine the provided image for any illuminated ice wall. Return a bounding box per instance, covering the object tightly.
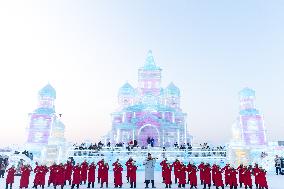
[233,88,267,146]
[109,51,190,147]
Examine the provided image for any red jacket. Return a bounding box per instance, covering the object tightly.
[81,162,88,182]
[237,165,245,183]
[178,165,187,185]
[214,169,224,187]
[65,162,73,181]
[172,161,181,178]
[55,165,65,185]
[229,169,238,187]
[203,166,211,185]
[97,160,104,179]
[72,165,82,185]
[113,166,123,186]
[164,165,172,185]
[160,160,167,178]
[244,169,252,186]
[125,159,133,178]
[221,165,230,184]
[20,166,32,188]
[88,164,96,183]
[33,166,41,185]
[39,166,49,185]
[6,168,16,184]
[258,171,268,188]
[189,167,198,186]
[101,164,109,183]
[129,165,137,182]
[253,167,261,185]
[198,163,205,181]
[48,164,57,184]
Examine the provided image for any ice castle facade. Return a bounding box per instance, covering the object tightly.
[26,84,66,155]
[109,51,190,147]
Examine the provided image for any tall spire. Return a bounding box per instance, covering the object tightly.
[143,50,160,70]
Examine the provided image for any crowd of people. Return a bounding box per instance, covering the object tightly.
[0,154,270,189]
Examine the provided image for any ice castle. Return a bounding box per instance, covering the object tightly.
[109,51,190,147]
[26,84,66,160]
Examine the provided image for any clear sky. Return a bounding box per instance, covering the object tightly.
[0,1,283,146]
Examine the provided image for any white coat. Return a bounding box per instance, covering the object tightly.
[143,158,156,181]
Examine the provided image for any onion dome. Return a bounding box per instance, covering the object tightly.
[141,50,161,70]
[39,83,56,99]
[239,87,255,98]
[165,82,180,96]
[118,82,135,96]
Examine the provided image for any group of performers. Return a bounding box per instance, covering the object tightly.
[160,158,269,189]
[3,157,269,189]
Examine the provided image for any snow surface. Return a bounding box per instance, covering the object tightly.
[0,171,283,189]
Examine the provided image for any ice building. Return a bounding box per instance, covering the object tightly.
[109,51,190,147]
[233,88,267,145]
[229,88,267,166]
[26,84,66,159]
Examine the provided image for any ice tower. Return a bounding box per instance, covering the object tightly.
[238,88,267,146]
[26,84,66,158]
[109,51,190,147]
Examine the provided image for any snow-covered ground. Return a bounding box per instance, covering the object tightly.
[0,171,283,189]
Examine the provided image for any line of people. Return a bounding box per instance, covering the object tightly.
[160,158,268,189]
[2,158,269,189]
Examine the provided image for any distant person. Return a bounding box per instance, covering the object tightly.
[274,155,281,175]
[0,162,6,178]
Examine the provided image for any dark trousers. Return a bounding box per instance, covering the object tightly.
[178,184,185,188]
[204,183,211,189]
[5,183,12,189]
[165,184,171,188]
[145,180,155,188]
[230,186,237,189]
[0,170,5,178]
[71,184,79,189]
[87,182,95,188]
[276,167,281,175]
[100,182,108,188]
[130,181,136,188]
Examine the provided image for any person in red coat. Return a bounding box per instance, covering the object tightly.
[163,163,172,188]
[71,163,81,189]
[112,159,120,184]
[178,162,187,188]
[237,164,245,188]
[113,163,123,188]
[6,165,16,189]
[87,162,96,188]
[243,166,253,189]
[160,158,168,183]
[172,159,181,184]
[211,164,218,186]
[81,160,89,184]
[33,164,42,189]
[253,164,261,189]
[198,162,205,185]
[221,163,230,186]
[258,168,268,189]
[100,163,109,188]
[203,163,211,189]
[55,163,65,189]
[215,165,224,189]
[39,165,49,188]
[48,163,57,187]
[20,165,32,189]
[125,157,133,183]
[187,162,193,184]
[65,160,73,185]
[97,159,105,183]
[188,165,198,189]
[229,167,238,189]
[129,161,137,188]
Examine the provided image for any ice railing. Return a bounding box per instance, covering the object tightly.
[67,146,227,159]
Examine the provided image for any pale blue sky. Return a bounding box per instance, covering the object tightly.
[0,1,283,146]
